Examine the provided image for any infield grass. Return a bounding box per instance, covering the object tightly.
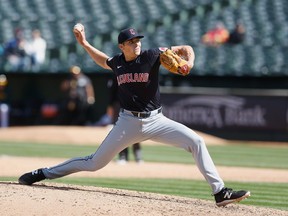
[0,141,288,169]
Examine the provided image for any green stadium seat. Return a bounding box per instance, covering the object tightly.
[1,0,288,76]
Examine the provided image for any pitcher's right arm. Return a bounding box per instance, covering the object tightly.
[73,23,111,70]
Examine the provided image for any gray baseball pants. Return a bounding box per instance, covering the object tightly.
[43,109,225,194]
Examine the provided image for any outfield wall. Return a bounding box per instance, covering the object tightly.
[160,87,288,142]
[1,72,288,142]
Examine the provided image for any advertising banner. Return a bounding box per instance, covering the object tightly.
[161,94,288,132]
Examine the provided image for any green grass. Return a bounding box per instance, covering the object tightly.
[1,177,287,211]
[1,141,288,169]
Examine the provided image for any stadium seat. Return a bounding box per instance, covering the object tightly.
[1,0,288,76]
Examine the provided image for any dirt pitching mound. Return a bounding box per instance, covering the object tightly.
[1,182,287,216]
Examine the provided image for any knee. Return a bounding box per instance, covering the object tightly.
[86,165,98,172]
[83,154,109,172]
[79,154,100,172]
[187,135,206,152]
[197,136,205,146]
[85,161,103,172]
[195,136,206,148]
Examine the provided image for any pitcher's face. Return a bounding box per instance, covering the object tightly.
[119,38,142,61]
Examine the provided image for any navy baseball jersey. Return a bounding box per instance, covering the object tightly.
[107,48,162,112]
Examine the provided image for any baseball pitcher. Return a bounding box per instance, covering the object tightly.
[19,24,250,207]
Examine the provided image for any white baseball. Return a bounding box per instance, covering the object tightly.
[73,23,84,33]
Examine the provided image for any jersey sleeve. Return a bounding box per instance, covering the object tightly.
[145,48,163,65]
[106,57,115,70]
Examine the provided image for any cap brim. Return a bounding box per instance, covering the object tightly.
[122,35,144,43]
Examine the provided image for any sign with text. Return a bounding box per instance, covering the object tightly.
[161,94,288,132]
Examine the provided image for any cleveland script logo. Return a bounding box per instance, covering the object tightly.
[117,73,149,85]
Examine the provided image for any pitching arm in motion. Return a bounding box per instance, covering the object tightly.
[73,23,111,70]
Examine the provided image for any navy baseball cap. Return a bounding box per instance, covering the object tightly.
[118,28,144,44]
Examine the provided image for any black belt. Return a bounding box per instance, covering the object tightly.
[121,107,162,118]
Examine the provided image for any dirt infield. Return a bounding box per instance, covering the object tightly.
[0,126,287,216]
[1,156,288,183]
[0,125,229,145]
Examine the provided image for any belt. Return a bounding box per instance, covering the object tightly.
[121,107,162,118]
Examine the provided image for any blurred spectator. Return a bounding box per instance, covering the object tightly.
[227,22,246,44]
[93,78,117,126]
[25,29,47,72]
[57,65,95,125]
[0,74,9,127]
[3,28,27,72]
[0,74,8,103]
[0,44,4,68]
[0,44,4,55]
[201,22,229,47]
[118,142,143,164]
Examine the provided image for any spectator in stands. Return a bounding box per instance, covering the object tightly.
[57,65,95,125]
[0,74,9,127]
[201,22,229,47]
[118,142,143,164]
[0,74,8,103]
[0,44,4,55]
[227,22,245,44]
[25,29,47,72]
[93,78,117,126]
[3,28,28,72]
[0,44,4,68]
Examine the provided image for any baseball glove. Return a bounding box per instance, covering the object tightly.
[160,49,189,76]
